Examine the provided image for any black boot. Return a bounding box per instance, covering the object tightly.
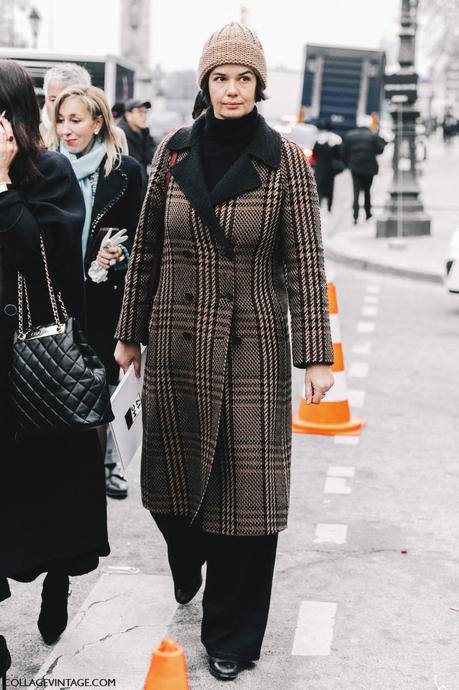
[37,573,70,645]
[0,636,11,690]
[174,573,202,605]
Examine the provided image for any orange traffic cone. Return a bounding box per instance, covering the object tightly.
[292,282,364,436]
[143,637,190,690]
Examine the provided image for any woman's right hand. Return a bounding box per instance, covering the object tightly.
[0,115,18,181]
[114,341,141,378]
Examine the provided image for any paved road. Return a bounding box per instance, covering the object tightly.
[3,262,459,689]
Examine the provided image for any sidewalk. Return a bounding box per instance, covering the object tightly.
[322,136,459,284]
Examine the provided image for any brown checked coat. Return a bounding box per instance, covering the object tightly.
[116,114,333,536]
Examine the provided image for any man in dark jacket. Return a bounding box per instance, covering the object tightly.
[343,123,386,223]
[119,99,156,196]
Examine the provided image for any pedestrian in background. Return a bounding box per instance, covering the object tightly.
[41,63,128,154]
[49,85,143,499]
[343,116,386,224]
[114,22,334,682]
[119,98,156,196]
[312,119,344,212]
[111,101,126,123]
[442,107,457,146]
[0,60,109,650]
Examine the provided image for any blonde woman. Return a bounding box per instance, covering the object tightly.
[51,85,143,498]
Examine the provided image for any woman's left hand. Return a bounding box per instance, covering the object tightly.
[304,365,334,405]
[96,244,123,269]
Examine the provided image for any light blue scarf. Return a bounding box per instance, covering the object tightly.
[60,139,107,256]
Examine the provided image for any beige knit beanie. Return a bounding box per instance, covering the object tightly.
[198,22,267,89]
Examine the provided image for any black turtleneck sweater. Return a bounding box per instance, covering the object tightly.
[200,106,260,191]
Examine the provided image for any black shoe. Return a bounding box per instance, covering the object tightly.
[0,636,11,690]
[105,465,128,499]
[208,656,242,681]
[37,573,70,645]
[366,212,373,220]
[353,217,358,225]
[174,573,202,605]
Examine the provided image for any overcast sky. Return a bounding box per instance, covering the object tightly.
[30,0,402,73]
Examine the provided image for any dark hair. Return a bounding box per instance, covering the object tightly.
[201,70,266,108]
[112,101,125,119]
[0,59,44,186]
[192,91,207,120]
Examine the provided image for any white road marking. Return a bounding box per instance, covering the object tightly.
[348,389,366,408]
[352,341,372,355]
[327,465,355,478]
[366,285,380,294]
[314,524,348,544]
[334,435,360,445]
[364,295,379,304]
[357,321,375,333]
[292,601,338,656]
[361,305,378,317]
[348,362,369,378]
[324,477,352,494]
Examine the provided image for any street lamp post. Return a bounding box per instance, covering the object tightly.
[376,0,431,238]
[28,6,41,50]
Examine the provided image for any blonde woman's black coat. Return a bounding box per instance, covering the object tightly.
[84,154,142,384]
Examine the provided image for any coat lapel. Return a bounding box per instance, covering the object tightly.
[210,117,282,206]
[209,150,261,206]
[166,113,282,254]
[86,164,128,261]
[91,165,127,228]
[168,118,234,256]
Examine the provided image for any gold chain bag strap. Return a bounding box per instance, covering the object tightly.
[10,237,114,435]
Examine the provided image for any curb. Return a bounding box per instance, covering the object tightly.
[324,240,443,285]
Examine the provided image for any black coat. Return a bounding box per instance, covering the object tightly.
[84,155,142,384]
[313,139,343,191]
[343,127,386,176]
[119,118,156,195]
[0,150,109,598]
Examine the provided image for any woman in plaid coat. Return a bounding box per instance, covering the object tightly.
[115,22,334,681]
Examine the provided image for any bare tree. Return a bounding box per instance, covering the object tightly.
[419,0,459,63]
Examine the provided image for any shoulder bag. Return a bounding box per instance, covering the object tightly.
[9,237,114,435]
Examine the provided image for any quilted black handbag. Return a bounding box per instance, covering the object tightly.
[9,237,114,435]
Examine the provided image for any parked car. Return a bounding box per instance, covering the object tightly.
[445,228,459,293]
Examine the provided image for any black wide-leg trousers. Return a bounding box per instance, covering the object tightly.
[152,514,278,662]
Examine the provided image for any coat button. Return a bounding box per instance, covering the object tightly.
[232,335,243,346]
[4,304,17,317]
[225,292,234,302]
[183,250,193,258]
[182,332,192,341]
[184,292,194,302]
